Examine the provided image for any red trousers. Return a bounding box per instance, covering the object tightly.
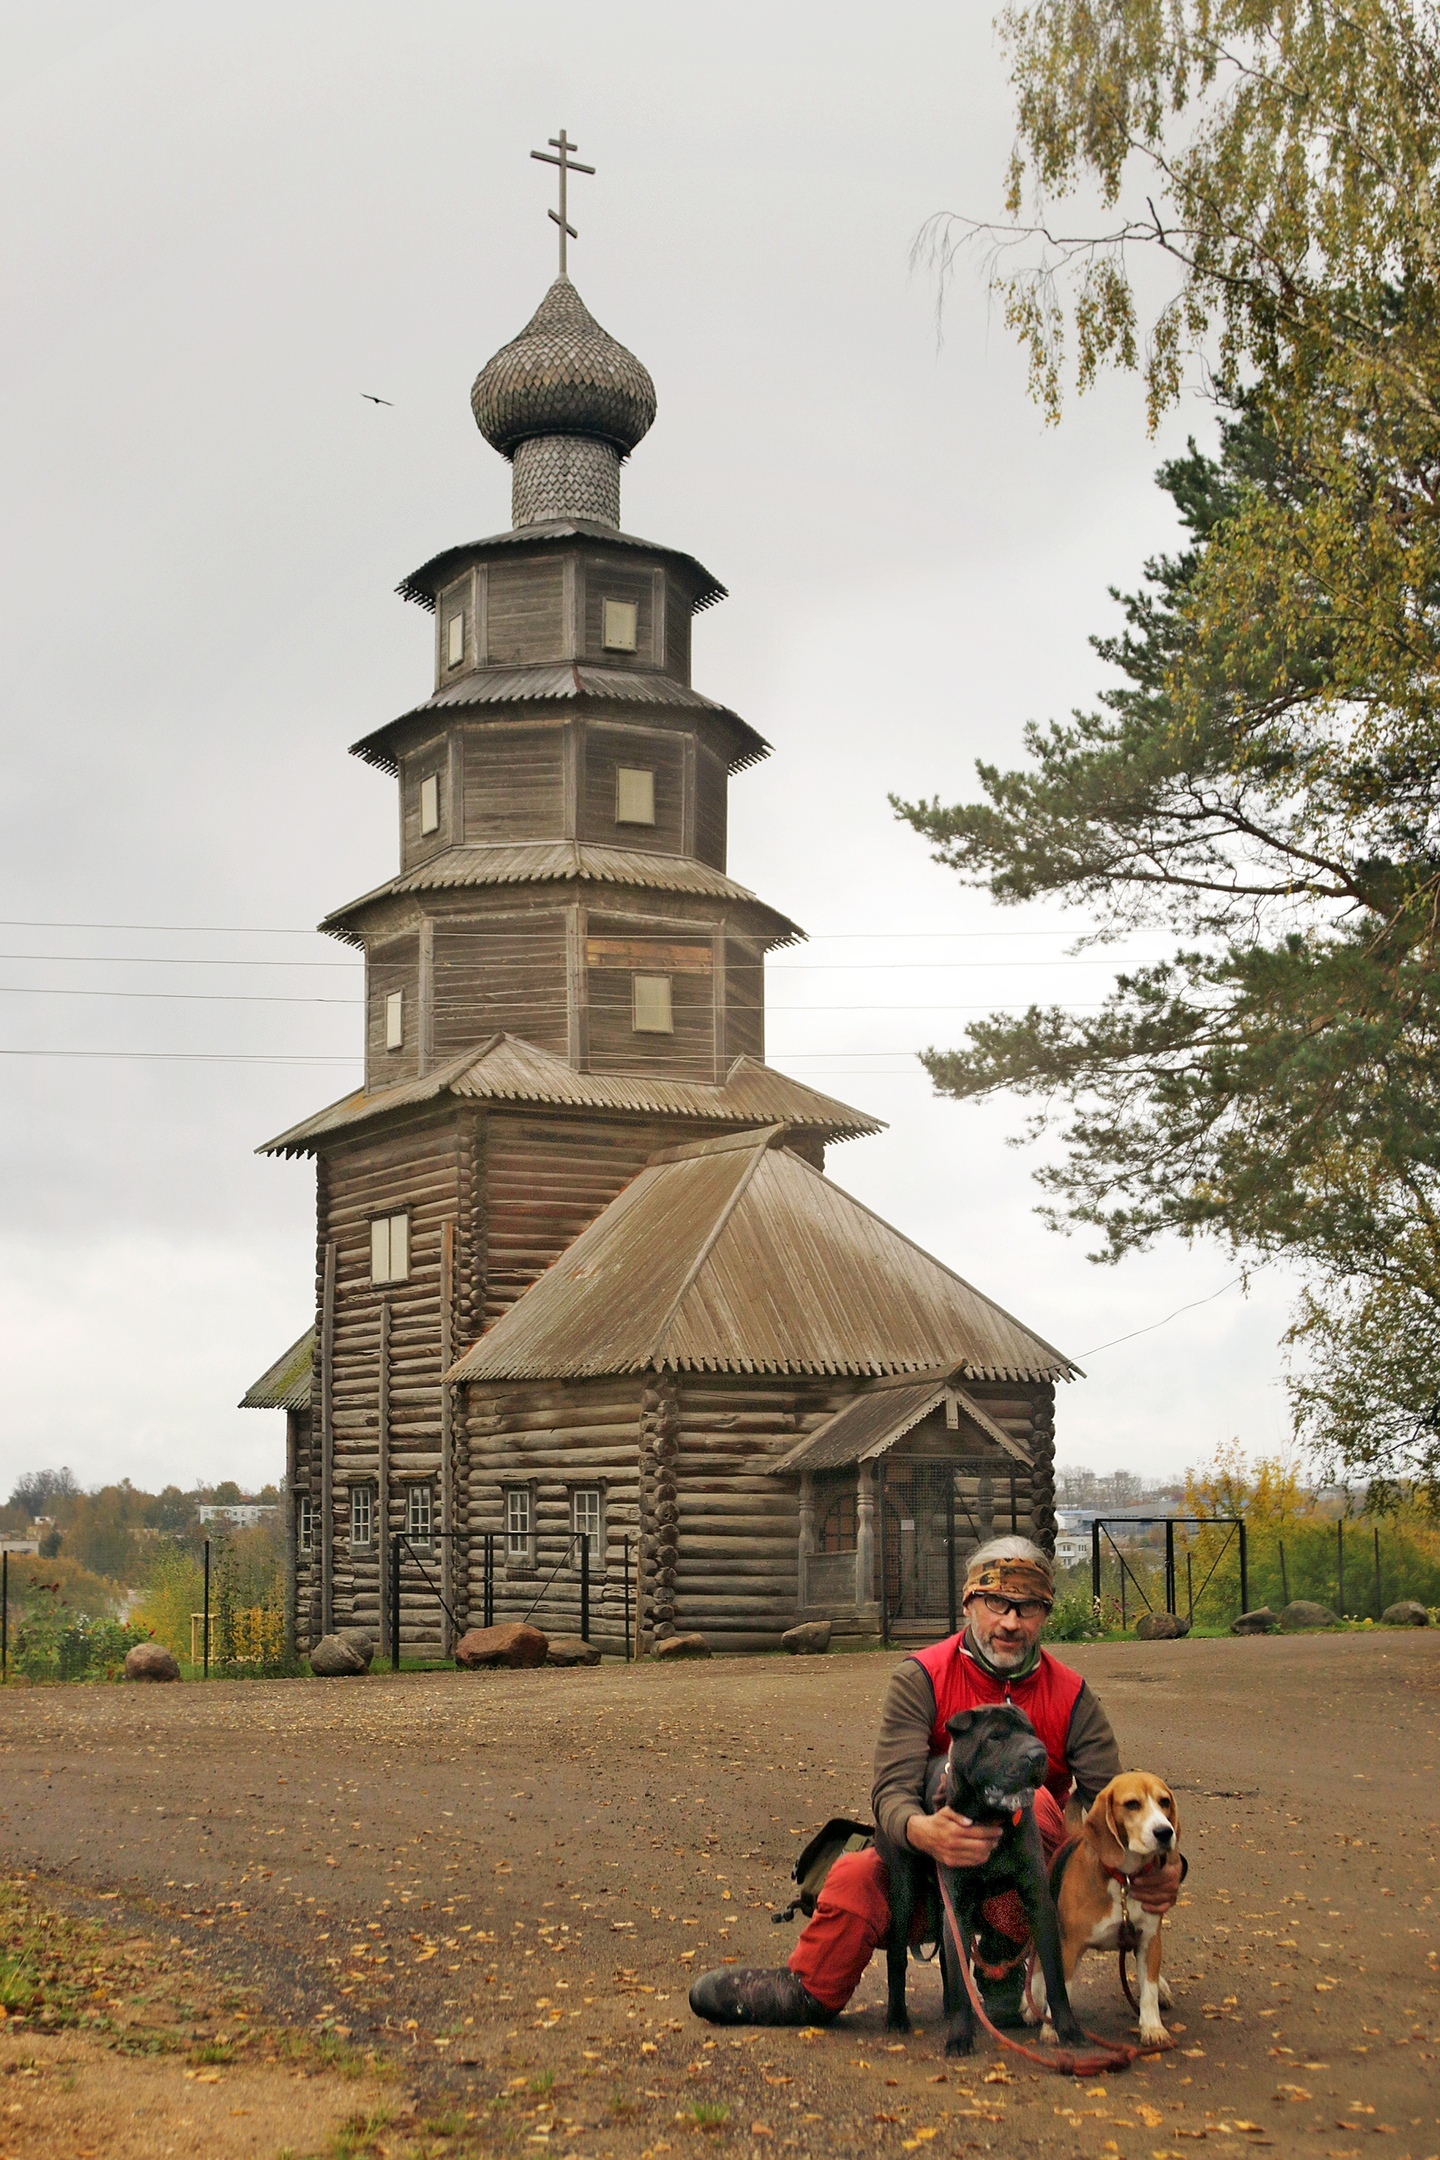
[787,1789,1068,2013]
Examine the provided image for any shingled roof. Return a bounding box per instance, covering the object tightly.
[239,1327,314,1411]
[258,1038,884,1159]
[320,842,800,946]
[349,665,768,778]
[449,1127,1075,1385]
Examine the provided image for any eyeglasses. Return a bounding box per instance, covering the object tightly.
[970,1591,1052,1622]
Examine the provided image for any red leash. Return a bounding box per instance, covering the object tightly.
[935,1867,1167,2078]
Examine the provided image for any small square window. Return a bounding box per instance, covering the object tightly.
[385,989,404,1050]
[406,1484,432,1546]
[351,1484,373,1549]
[572,1487,601,1561]
[602,598,638,651]
[615,767,655,825]
[446,612,465,668]
[419,773,440,835]
[506,1486,532,1561]
[633,973,673,1033]
[370,1211,410,1285]
[298,1492,314,1554]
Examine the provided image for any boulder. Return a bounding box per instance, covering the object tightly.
[1279,1599,1340,1631]
[336,1627,375,1661]
[124,1641,180,1682]
[454,1622,548,1670]
[1134,1611,1190,1641]
[546,1636,602,1667]
[309,1633,370,1677]
[781,1621,832,1655]
[1381,1598,1430,1627]
[1231,1606,1279,1635]
[653,1632,710,1660]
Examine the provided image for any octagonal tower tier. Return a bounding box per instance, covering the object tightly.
[319,277,803,1098]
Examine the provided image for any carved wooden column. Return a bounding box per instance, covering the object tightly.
[797,1471,815,1612]
[855,1463,876,1614]
[977,1473,995,1546]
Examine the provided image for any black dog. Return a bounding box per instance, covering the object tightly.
[877,1704,1088,2056]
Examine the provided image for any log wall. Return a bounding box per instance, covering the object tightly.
[462,1377,646,1655]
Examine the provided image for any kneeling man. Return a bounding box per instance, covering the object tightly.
[690,1535,1182,2026]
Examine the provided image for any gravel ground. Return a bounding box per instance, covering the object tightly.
[2,1632,1437,2159]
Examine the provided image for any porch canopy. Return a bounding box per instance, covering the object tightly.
[766,1371,1032,1475]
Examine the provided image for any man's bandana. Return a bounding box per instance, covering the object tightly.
[962,1555,1054,1607]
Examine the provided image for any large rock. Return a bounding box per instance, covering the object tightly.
[454,1622,548,1670]
[1279,1600,1340,1631]
[1231,1606,1279,1635]
[1381,1598,1430,1627]
[546,1636,602,1667]
[336,1627,374,1661]
[124,1641,180,1682]
[1135,1611,1189,1641]
[309,1633,371,1677]
[653,1632,710,1660]
[781,1621,832,1655]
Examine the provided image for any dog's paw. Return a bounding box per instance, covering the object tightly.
[1157,1977,1174,2009]
[885,2009,912,2035]
[1139,2021,1169,2048]
[943,2033,976,2058]
[1039,2021,1060,2047]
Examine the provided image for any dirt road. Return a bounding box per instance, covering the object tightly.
[2,1632,1436,2158]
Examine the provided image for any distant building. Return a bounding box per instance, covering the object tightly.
[196,1504,278,1530]
[1054,1531,1089,1569]
[0,1537,40,1556]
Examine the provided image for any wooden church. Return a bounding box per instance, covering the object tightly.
[243,164,1073,1659]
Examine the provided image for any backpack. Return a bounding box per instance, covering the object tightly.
[771,1816,874,1925]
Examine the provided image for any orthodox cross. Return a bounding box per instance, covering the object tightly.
[530,130,595,277]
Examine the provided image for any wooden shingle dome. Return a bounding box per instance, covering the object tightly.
[471,277,656,460]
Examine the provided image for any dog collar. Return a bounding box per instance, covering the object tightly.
[1102,1853,1167,1884]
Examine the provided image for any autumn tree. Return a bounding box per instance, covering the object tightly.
[899,2,1440,1500]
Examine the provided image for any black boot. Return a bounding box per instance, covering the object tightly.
[688,1967,836,2027]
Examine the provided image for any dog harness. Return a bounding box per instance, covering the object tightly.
[910,1635,1087,1805]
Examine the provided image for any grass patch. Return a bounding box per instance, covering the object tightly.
[689,2101,732,2131]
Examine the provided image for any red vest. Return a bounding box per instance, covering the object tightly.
[910,1635,1086,1804]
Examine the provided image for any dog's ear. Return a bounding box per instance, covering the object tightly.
[945,1711,977,1740]
[1084,1782,1129,1869]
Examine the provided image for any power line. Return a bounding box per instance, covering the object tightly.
[0,952,360,970]
[0,915,1170,942]
[0,985,362,1006]
[0,1048,359,1066]
[1076,1275,1250,1358]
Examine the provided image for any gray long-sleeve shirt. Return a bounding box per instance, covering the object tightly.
[870,1651,1122,1850]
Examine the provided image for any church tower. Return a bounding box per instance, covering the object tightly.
[244,143,1068,1665]
[249,169,883,1660]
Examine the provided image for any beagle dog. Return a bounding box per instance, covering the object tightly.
[1024,1772,1180,2047]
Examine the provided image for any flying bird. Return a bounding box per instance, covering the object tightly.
[361,392,394,406]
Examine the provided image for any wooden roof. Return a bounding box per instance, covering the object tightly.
[258,1038,884,1159]
[769,1376,1035,1473]
[239,1327,314,1411]
[319,842,801,946]
[349,665,768,777]
[449,1127,1076,1385]
[396,519,726,614]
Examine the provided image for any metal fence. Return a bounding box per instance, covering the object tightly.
[1088,1516,1248,1627]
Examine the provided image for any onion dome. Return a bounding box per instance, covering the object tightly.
[471,276,656,461]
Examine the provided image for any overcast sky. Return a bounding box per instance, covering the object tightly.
[0,0,1301,1500]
